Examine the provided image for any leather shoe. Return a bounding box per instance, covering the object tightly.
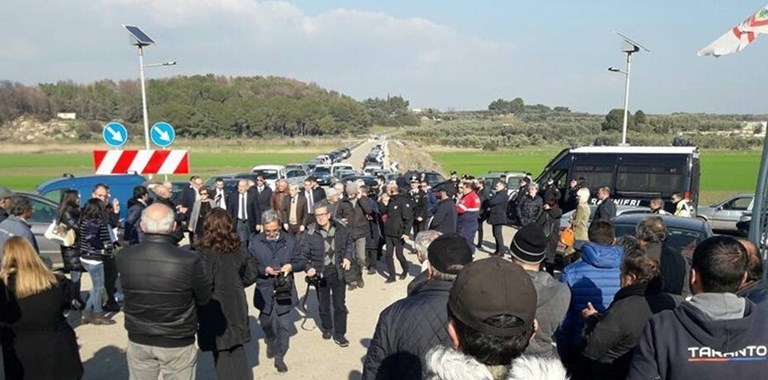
[385,277,396,284]
[322,331,332,340]
[399,272,408,280]
[367,268,376,275]
[334,336,350,347]
[103,302,121,313]
[91,314,116,325]
[348,283,357,291]
[357,278,365,288]
[275,358,288,373]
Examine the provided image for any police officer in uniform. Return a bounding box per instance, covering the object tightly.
[408,175,427,237]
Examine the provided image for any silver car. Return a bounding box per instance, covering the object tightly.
[559,204,651,231]
[696,193,753,232]
[15,192,62,269]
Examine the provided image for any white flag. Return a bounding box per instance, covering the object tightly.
[698,3,768,57]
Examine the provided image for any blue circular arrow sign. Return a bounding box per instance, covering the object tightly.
[150,122,176,148]
[102,122,128,148]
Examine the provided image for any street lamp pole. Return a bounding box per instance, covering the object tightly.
[609,32,649,146]
[620,52,633,146]
[138,46,151,152]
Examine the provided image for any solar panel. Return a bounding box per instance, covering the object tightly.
[122,25,155,46]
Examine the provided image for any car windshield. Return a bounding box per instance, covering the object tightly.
[253,170,279,180]
[314,167,331,174]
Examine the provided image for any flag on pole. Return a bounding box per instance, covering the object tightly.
[698,3,768,57]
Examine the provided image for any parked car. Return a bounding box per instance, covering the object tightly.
[250,165,286,190]
[612,214,714,262]
[346,175,379,188]
[313,165,333,186]
[696,193,754,232]
[363,165,383,176]
[737,213,752,237]
[14,192,63,269]
[331,163,354,179]
[483,171,527,189]
[36,174,146,220]
[316,155,331,165]
[402,170,446,188]
[286,163,311,175]
[285,168,309,187]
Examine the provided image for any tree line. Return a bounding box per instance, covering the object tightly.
[0,75,420,139]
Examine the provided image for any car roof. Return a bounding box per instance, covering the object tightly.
[252,165,285,170]
[612,213,710,231]
[570,146,699,154]
[16,191,57,206]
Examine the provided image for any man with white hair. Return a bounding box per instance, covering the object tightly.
[117,203,212,380]
[338,182,375,289]
[407,230,443,296]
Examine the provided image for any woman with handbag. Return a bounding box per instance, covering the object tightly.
[189,186,215,246]
[77,199,116,325]
[0,236,84,380]
[564,187,591,264]
[196,208,258,379]
[56,190,83,307]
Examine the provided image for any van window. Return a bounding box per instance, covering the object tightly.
[615,164,684,194]
[572,164,614,189]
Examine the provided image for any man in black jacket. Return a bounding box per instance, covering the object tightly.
[383,181,413,283]
[117,203,212,380]
[302,201,354,347]
[337,183,374,289]
[252,175,273,230]
[592,186,616,225]
[363,233,472,379]
[628,236,768,380]
[408,176,427,237]
[429,181,457,235]
[228,179,259,247]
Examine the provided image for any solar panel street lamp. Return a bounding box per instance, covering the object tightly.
[122,25,156,153]
[609,32,650,146]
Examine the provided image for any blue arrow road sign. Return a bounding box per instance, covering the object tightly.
[150,122,176,148]
[103,122,128,148]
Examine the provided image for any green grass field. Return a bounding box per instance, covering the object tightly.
[428,149,762,204]
[1,152,321,192]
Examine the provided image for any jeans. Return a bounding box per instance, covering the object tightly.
[126,341,197,380]
[80,260,104,314]
[493,224,506,253]
[317,268,347,338]
[353,238,366,277]
[384,236,408,278]
[213,345,250,380]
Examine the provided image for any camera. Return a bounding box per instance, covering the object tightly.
[305,271,324,287]
[273,272,294,302]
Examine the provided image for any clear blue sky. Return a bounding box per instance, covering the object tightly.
[1,0,767,114]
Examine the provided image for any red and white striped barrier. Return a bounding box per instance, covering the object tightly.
[93,150,190,175]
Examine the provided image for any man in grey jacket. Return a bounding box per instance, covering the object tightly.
[0,197,39,261]
[509,223,571,356]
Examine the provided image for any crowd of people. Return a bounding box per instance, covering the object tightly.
[0,168,765,380]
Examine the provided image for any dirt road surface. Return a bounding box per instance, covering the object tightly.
[0,138,520,380]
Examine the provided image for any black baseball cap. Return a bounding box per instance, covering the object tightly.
[448,257,537,336]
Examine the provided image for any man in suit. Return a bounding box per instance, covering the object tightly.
[212,177,229,210]
[228,179,259,247]
[283,184,308,236]
[303,176,326,225]
[253,175,273,231]
[176,176,203,221]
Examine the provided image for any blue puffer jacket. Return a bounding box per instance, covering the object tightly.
[558,242,623,349]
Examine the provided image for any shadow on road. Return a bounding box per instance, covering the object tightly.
[82,345,128,379]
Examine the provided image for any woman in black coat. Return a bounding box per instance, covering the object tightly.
[196,208,258,380]
[487,181,509,255]
[581,249,680,380]
[0,236,83,380]
[56,190,83,305]
[536,194,563,272]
